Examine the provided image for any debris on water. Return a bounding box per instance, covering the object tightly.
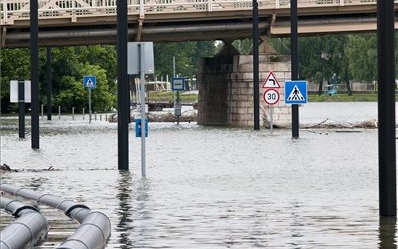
[0,163,18,172]
[304,118,378,129]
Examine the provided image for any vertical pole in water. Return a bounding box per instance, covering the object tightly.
[58,106,61,119]
[139,43,146,177]
[72,107,75,120]
[41,104,43,119]
[117,0,129,170]
[46,47,52,121]
[252,0,260,130]
[270,106,273,134]
[291,0,299,138]
[377,0,396,216]
[89,88,92,123]
[18,80,25,138]
[30,0,39,149]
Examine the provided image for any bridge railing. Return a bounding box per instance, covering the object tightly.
[1,0,377,26]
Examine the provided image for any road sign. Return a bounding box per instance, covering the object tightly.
[83,75,97,89]
[284,80,307,104]
[10,80,31,103]
[263,88,280,105]
[262,71,281,88]
[172,77,185,91]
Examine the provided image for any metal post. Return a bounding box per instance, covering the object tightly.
[46,47,52,120]
[72,107,75,120]
[58,106,61,119]
[41,104,43,119]
[252,0,260,130]
[117,0,129,170]
[139,43,146,177]
[291,0,299,138]
[270,106,273,134]
[83,108,85,120]
[377,0,396,217]
[89,88,92,123]
[30,0,39,149]
[18,80,25,138]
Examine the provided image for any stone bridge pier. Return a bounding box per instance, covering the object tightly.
[197,41,292,128]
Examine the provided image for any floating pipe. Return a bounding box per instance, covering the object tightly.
[0,196,48,249]
[0,184,111,249]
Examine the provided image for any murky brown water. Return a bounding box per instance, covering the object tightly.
[1,102,396,248]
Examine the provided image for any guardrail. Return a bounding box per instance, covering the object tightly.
[1,0,378,26]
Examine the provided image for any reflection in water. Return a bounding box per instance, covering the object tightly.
[379,216,397,249]
[116,171,152,248]
[116,171,133,249]
[132,178,152,247]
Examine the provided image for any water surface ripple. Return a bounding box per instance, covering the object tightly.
[0,102,396,248]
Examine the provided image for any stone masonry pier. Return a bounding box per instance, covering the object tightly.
[198,46,292,128]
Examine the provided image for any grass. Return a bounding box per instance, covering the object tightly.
[147,91,198,103]
[147,91,398,103]
[308,93,379,102]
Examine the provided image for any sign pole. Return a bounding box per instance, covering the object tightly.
[291,0,299,138]
[139,43,147,177]
[18,80,25,138]
[270,106,273,134]
[88,88,92,123]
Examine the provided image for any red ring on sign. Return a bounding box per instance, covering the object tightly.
[263,88,280,105]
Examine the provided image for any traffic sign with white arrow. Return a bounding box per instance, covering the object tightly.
[262,71,281,88]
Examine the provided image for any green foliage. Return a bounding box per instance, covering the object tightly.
[1,42,215,113]
[345,34,377,82]
[154,41,215,78]
[1,48,31,112]
[232,39,253,55]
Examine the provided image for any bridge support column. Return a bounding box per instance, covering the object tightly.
[198,42,292,127]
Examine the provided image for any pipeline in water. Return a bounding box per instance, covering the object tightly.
[0,184,111,249]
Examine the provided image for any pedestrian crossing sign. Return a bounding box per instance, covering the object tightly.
[284,80,307,104]
[83,75,97,89]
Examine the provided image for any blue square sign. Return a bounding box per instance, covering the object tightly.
[83,75,97,89]
[284,80,307,104]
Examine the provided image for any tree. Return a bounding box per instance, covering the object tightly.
[345,33,377,82]
[154,41,216,79]
[1,48,33,112]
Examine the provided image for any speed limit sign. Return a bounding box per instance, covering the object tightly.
[263,88,280,105]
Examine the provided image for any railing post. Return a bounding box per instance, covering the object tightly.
[140,0,144,18]
[208,0,212,12]
[3,0,8,24]
[275,0,279,9]
[72,0,76,22]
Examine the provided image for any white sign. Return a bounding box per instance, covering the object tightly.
[172,77,185,91]
[262,72,281,88]
[128,42,155,75]
[10,80,31,103]
[263,88,280,105]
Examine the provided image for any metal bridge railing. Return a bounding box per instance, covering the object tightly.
[1,0,378,26]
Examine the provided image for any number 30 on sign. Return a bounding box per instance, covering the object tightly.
[263,88,280,105]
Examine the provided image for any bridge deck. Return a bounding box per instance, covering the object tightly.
[1,0,397,47]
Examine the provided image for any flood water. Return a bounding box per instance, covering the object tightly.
[1,102,397,248]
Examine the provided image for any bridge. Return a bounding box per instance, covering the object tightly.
[1,0,397,47]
